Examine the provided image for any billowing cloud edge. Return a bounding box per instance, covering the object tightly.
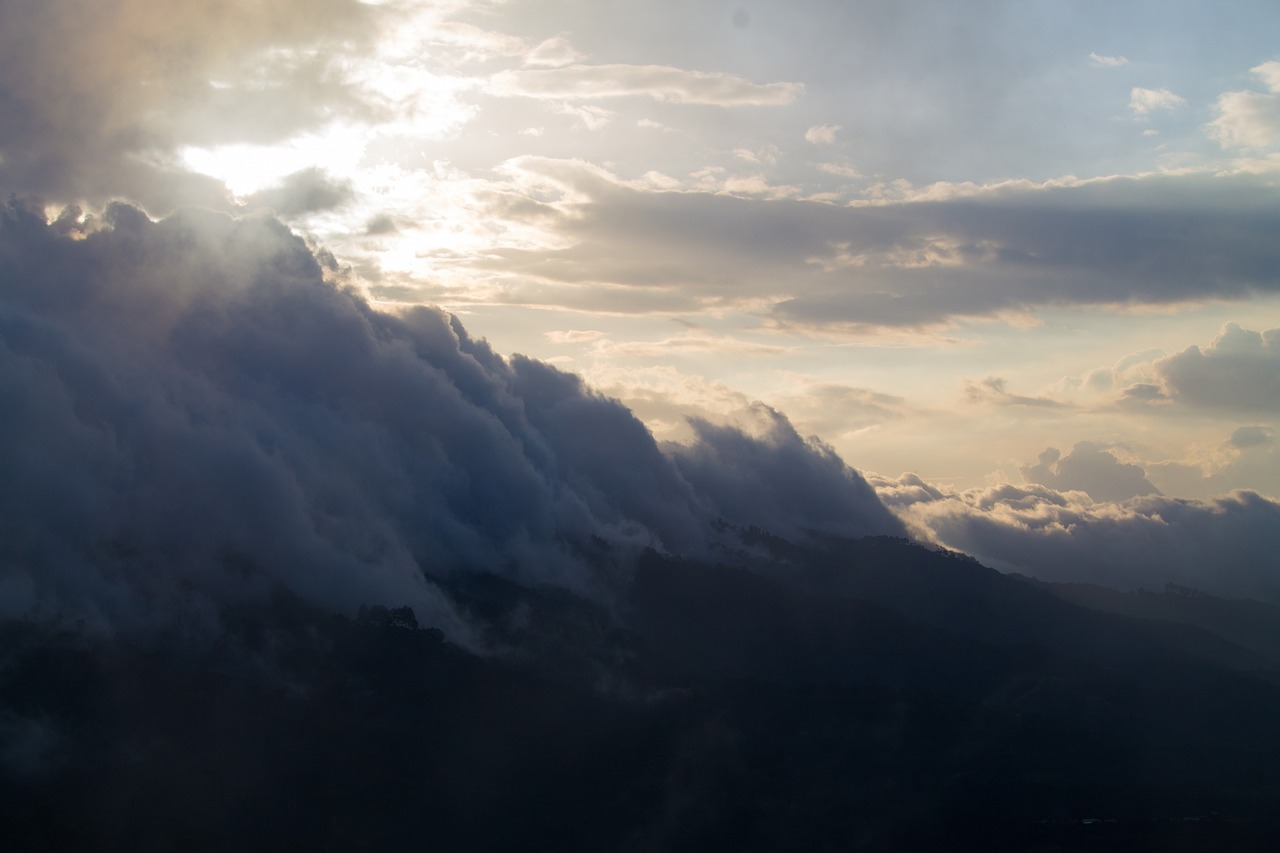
[0,199,902,639]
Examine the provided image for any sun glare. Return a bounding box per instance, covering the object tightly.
[181,124,371,198]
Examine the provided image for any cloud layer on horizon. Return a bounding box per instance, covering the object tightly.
[873,472,1280,602]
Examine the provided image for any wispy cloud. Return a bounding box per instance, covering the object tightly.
[524,34,585,68]
[1088,52,1129,68]
[1130,86,1187,117]
[0,201,904,632]
[804,124,841,144]
[487,64,803,105]
[963,377,1070,410]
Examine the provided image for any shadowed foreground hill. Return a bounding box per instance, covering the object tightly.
[5,534,1280,852]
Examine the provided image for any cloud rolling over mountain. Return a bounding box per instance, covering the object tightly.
[0,201,902,635]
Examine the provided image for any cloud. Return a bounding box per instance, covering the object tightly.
[1088,52,1129,68]
[0,200,902,635]
[1129,87,1186,117]
[593,334,791,358]
[1146,426,1280,500]
[963,377,1068,409]
[770,383,909,440]
[545,329,607,344]
[1230,425,1275,449]
[1020,443,1160,503]
[1155,323,1280,411]
[475,162,1280,331]
[873,473,1280,602]
[0,0,384,210]
[1121,382,1168,403]
[557,104,617,130]
[1058,324,1280,415]
[804,124,841,144]
[816,163,862,178]
[1209,61,1280,150]
[668,405,906,541]
[487,64,803,105]
[524,35,585,68]
[244,168,355,217]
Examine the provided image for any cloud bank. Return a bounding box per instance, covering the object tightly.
[873,474,1280,602]
[479,162,1280,330]
[0,201,901,635]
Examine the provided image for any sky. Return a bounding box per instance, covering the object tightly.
[3,0,1280,622]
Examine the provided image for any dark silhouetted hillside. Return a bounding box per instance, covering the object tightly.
[8,533,1280,851]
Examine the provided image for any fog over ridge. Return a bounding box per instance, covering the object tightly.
[0,200,903,636]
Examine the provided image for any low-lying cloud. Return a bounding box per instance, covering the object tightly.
[873,473,1280,602]
[0,201,900,636]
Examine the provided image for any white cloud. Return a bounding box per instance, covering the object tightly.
[524,35,584,68]
[1130,87,1187,117]
[592,333,791,358]
[732,145,780,166]
[488,64,803,106]
[1209,61,1280,150]
[804,123,841,144]
[816,162,861,178]
[545,329,606,344]
[557,104,616,130]
[1088,52,1129,68]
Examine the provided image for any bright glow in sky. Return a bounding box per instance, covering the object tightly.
[5,0,1280,504]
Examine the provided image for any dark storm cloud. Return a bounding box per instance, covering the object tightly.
[873,473,1280,602]
[485,164,1280,328]
[0,0,378,210]
[0,201,899,635]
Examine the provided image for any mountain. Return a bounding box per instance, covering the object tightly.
[5,533,1280,852]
